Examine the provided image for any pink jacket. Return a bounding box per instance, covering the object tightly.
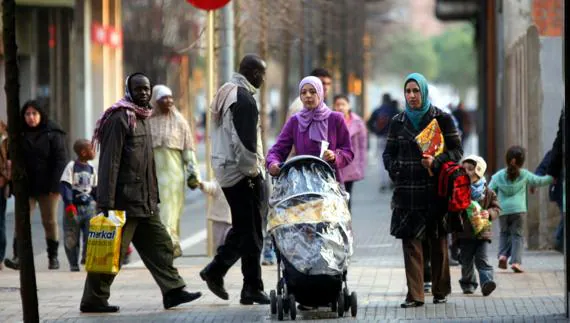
[340,112,367,182]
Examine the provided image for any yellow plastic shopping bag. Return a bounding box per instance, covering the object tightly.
[85,210,126,275]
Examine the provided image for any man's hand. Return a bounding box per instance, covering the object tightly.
[97,207,109,217]
[421,154,434,169]
[187,172,200,190]
[323,150,336,163]
[269,163,281,176]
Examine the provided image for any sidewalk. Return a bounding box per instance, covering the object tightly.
[0,163,567,322]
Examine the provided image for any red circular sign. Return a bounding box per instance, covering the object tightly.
[186,0,231,11]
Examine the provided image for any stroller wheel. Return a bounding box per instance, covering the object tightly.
[337,291,345,317]
[283,297,290,314]
[343,287,350,312]
[289,295,297,320]
[270,290,277,315]
[350,292,358,317]
[277,295,284,321]
[283,288,289,313]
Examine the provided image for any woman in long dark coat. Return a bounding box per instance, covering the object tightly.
[383,73,463,308]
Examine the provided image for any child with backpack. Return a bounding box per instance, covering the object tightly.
[457,155,501,296]
[60,139,97,272]
[489,146,553,273]
[198,179,232,250]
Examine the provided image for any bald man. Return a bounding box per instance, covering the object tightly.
[200,54,270,305]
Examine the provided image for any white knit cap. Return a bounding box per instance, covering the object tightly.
[150,85,173,109]
[462,154,487,179]
[153,85,172,101]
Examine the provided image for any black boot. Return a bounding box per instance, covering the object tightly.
[200,263,228,300]
[240,287,270,305]
[163,287,202,309]
[46,239,60,270]
[3,238,19,270]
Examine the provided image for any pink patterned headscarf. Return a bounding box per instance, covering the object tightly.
[296,76,331,142]
[92,73,153,149]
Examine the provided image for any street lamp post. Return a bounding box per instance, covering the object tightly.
[186,0,231,256]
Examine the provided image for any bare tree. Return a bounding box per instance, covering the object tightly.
[233,0,394,121]
[3,0,39,321]
[122,0,203,84]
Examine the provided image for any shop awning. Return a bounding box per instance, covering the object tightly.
[16,0,74,7]
[435,0,479,21]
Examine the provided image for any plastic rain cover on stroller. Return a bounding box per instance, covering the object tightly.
[267,155,354,276]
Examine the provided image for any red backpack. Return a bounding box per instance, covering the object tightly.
[437,161,471,212]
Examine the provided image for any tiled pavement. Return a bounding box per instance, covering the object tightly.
[0,164,568,322]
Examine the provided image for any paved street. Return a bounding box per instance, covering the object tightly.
[0,151,568,322]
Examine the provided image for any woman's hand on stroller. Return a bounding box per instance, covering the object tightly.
[323,149,336,163]
[269,162,281,176]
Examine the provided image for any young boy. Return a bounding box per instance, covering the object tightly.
[199,179,232,250]
[60,139,97,272]
[458,155,501,296]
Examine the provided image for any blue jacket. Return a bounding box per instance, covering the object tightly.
[367,103,399,137]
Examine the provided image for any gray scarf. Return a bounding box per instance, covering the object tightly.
[230,73,257,95]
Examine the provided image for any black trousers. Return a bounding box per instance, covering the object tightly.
[210,176,264,290]
[344,181,354,211]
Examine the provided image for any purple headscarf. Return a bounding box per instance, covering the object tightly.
[297,76,332,142]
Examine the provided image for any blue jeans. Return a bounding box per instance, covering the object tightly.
[63,202,95,266]
[498,213,524,264]
[459,239,494,291]
[0,193,6,262]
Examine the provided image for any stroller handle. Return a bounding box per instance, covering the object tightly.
[278,155,336,179]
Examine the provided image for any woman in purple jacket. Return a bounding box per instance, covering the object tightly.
[333,94,367,210]
[267,76,354,184]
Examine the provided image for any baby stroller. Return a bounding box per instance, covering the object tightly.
[267,155,357,321]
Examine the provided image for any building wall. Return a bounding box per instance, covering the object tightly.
[499,0,563,249]
[502,0,533,49]
[0,5,71,138]
[70,0,123,144]
[533,0,563,249]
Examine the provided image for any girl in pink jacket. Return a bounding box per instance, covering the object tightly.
[333,94,368,210]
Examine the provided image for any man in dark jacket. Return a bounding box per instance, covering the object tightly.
[200,55,270,305]
[79,73,201,313]
[547,109,564,178]
[535,150,564,252]
[367,93,399,191]
[546,108,566,253]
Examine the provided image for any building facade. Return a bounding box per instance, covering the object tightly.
[0,0,124,151]
[436,0,564,250]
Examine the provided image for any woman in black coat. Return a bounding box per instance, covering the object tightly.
[383,73,463,308]
[4,100,67,271]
